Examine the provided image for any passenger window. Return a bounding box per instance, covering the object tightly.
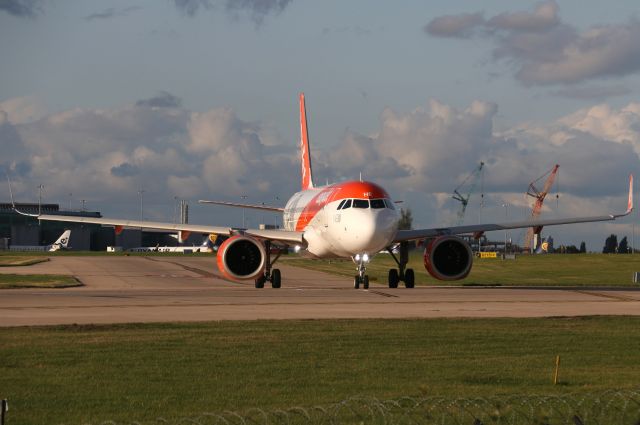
[384,199,396,210]
[337,199,346,210]
[370,199,385,209]
[342,199,352,209]
[353,199,369,209]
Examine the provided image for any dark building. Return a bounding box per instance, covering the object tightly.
[0,203,113,250]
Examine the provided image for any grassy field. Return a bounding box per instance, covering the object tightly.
[285,252,640,286]
[0,256,49,267]
[0,274,81,289]
[1,317,640,424]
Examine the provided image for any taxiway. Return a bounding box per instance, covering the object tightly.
[1,256,639,326]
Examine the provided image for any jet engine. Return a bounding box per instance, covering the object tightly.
[216,235,266,280]
[423,236,473,281]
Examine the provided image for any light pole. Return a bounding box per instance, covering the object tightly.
[138,189,145,222]
[68,193,72,211]
[241,195,248,228]
[37,184,44,216]
[81,199,86,211]
[173,196,179,224]
[502,203,509,255]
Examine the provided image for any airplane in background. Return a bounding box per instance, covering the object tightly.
[127,235,219,253]
[10,93,634,289]
[10,229,71,252]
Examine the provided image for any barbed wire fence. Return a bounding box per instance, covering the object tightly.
[91,389,639,425]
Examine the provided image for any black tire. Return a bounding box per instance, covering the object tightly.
[271,269,281,288]
[354,275,360,289]
[388,269,399,288]
[363,275,369,289]
[255,276,265,288]
[404,268,415,288]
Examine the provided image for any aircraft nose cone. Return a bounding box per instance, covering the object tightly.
[350,209,398,253]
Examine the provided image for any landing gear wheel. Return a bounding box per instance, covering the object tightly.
[363,275,369,290]
[354,275,360,289]
[255,275,266,289]
[271,269,281,288]
[388,269,399,288]
[404,268,415,288]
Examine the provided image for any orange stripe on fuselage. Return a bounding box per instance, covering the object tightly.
[294,181,391,231]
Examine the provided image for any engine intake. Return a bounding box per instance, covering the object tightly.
[216,235,266,280]
[423,236,473,281]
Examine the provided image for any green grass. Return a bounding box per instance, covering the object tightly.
[0,256,49,266]
[0,274,81,289]
[1,317,640,424]
[0,250,214,257]
[286,253,640,286]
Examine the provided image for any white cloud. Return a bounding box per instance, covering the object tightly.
[0,96,47,124]
[425,2,640,86]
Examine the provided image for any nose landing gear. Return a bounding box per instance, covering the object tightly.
[386,241,415,288]
[353,254,370,289]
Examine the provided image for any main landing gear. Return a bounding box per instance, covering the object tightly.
[353,253,370,290]
[255,240,282,289]
[386,241,415,288]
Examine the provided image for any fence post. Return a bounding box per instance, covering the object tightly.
[1,399,7,425]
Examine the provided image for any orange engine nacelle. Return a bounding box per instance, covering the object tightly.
[216,235,266,281]
[423,236,473,281]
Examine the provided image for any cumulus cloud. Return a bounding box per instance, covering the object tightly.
[425,1,640,86]
[487,1,559,32]
[136,91,182,108]
[173,0,292,25]
[3,96,299,222]
[424,12,484,38]
[0,0,42,18]
[0,96,47,124]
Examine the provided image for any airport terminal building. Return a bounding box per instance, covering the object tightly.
[0,203,181,251]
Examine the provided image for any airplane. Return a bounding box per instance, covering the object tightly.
[9,93,634,289]
[127,235,218,253]
[9,229,71,252]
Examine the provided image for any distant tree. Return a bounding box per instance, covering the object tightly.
[399,208,413,230]
[618,236,629,254]
[579,241,586,253]
[564,245,580,254]
[602,234,618,254]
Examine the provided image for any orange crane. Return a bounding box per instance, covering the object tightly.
[524,164,559,252]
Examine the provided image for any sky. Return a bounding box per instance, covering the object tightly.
[1,0,640,251]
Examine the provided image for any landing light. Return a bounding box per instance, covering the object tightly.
[363,253,370,262]
[293,245,301,253]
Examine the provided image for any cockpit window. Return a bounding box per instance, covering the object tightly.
[341,199,352,209]
[370,199,385,209]
[337,199,347,210]
[353,199,369,209]
[384,199,396,210]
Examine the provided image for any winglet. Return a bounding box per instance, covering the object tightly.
[614,174,634,218]
[627,174,634,214]
[299,93,314,190]
[5,170,16,210]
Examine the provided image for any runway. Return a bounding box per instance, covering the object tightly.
[1,256,640,326]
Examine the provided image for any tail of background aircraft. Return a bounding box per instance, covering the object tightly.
[299,93,315,190]
[49,230,71,251]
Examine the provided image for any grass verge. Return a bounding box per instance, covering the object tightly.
[1,317,639,424]
[0,256,49,267]
[0,274,81,289]
[285,252,640,286]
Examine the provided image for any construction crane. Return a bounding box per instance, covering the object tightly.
[452,162,484,226]
[524,164,559,252]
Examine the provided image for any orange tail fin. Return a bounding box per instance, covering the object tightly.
[299,93,314,190]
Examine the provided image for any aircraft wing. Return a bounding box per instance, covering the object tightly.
[16,213,305,245]
[394,174,634,243]
[198,200,284,212]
